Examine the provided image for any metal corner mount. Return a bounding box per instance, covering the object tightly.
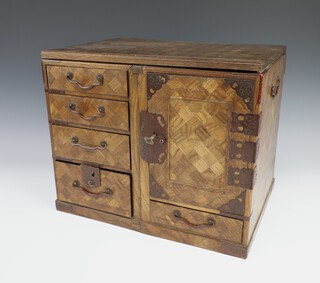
[147,73,170,100]
[225,79,255,111]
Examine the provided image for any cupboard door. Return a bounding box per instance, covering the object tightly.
[141,70,259,215]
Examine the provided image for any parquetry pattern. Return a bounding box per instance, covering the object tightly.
[49,93,129,130]
[150,182,246,215]
[52,125,130,170]
[169,98,229,188]
[47,65,127,97]
[150,201,243,243]
[147,74,250,214]
[55,161,131,217]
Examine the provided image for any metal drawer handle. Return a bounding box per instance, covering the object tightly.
[68,103,105,120]
[144,132,166,145]
[66,72,104,90]
[271,77,281,97]
[71,136,107,150]
[173,210,215,228]
[72,180,112,197]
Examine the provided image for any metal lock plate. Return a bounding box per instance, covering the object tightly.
[140,111,167,164]
[80,164,101,188]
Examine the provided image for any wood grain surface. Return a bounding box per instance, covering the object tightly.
[143,69,259,216]
[247,55,286,243]
[48,93,129,131]
[42,38,286,72]
[42,38,286,258]
[51,125,130,170]
[45,61,128,98]
[150,201,243,243]
[56,200,140,231]
[55,161,132,217]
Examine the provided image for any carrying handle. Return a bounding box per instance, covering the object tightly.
[66,72,104,90]
[173,210,215,228]
[71,136,107,150]
[271,77,281,97]
[68,103,105,121]
[72,180,112,197]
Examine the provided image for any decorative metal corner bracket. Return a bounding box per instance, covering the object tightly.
[149,175,169,200]
[225,79,255,111]
[147,73,170,100]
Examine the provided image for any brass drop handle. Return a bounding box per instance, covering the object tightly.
[72,180,112,197]
[144,132,166,145]
[271,77,281,97]
[68,103,105,120]
[66,72,104,90]
[71,136,107,150]
[173,210,215,228]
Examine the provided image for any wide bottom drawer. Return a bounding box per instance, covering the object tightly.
[54,161,132,218]
[150,201,243,243]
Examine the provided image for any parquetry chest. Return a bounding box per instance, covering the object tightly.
[41,38,286,258]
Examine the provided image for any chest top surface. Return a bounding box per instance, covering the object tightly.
[41,38,286,73]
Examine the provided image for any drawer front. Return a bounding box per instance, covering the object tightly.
[52,125,130,170]
[54,161,131,217]
[46,64,128,97]
[150,201,243,243]
[49,94,129,131]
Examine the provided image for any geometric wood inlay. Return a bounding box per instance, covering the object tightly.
[51,125,130,170]
[169,98,230,189]
[47,65,128,97]
[54,161,131,217]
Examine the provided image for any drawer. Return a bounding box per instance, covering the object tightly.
[150,201,243,243]
[54,161,131,217]
[51,125,130,171]
[46,63,128,98]
[48,94,129,131]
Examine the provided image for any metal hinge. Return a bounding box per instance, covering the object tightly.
[227,167,256,189]
[229,140,257,163]
[230,112,261,136]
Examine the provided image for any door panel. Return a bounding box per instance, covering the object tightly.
[142,71,258,215]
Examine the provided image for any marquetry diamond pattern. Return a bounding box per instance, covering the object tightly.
[47,65,127,96]
[150,202,243,243]
[55,161,131,217]
[147,74,249,214]
[52,125,130,170]
[49,94,129,130]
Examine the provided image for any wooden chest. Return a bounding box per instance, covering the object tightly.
[41,38,286,258]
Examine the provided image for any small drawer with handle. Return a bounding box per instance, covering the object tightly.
[46,62,128,98]
[54,161,131,217]
[48,94,129,131]
[51,125,130,171]
[150,201,243,243]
